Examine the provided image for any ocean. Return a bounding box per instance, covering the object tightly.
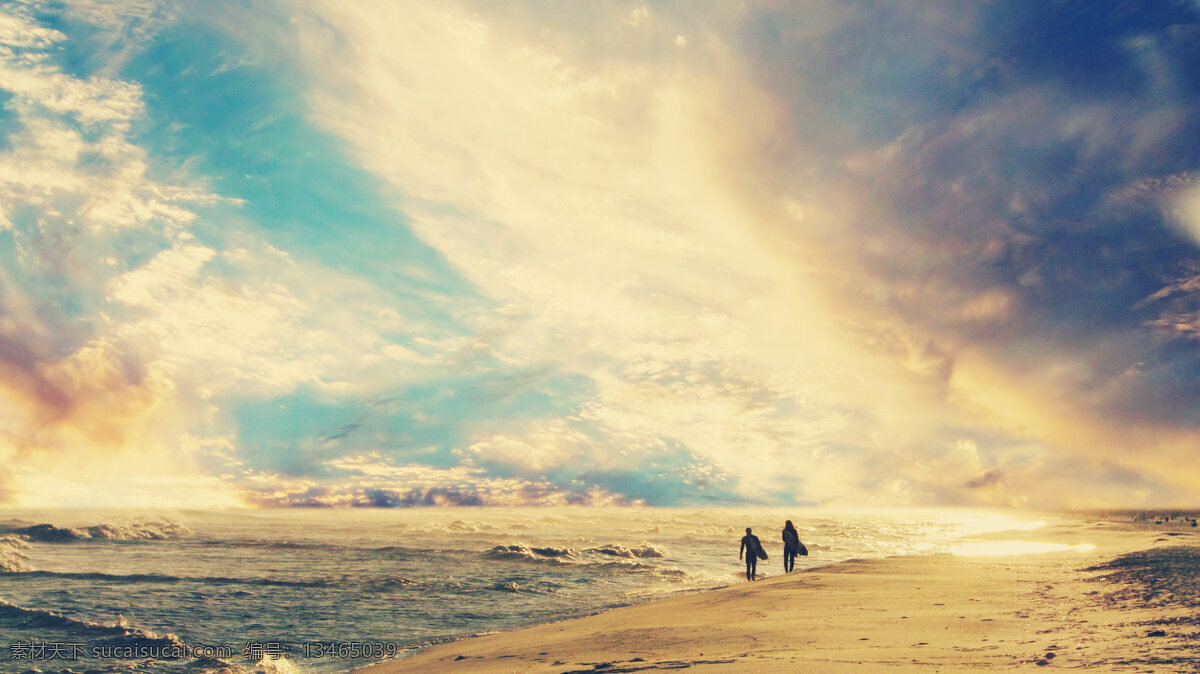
[0,507,1055,672]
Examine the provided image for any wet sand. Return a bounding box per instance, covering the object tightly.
[361,517,1200,672]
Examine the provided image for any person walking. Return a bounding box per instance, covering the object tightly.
[781,520,806,572]
[739,527,765,580]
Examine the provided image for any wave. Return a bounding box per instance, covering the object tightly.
[1,523,79,542]
[594,560,689,578]
[195,538,352,551]
[0,518,190,543]
[15,569,440,592]
[483,544,577,564]
[399,519,513,535]
[359,575,416,592]
[85,519,190,540]
[0,598,182,644]
[488,579,568,596]
[0,599,128,637]
[644,522,739,537]
[657,568,688,578]
[192,539,430,561]
[0,535,33,573]
[482,541,669,564]
[477,541,691,586]
[251,655,302,673]
[0,600,242,667]
[445,519,487,533]
[15,570,335,588]
[492,580,527,593]
[583,543,667,559]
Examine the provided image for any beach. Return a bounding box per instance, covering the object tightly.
[4,507,1097,672]
[363,517,1200,672]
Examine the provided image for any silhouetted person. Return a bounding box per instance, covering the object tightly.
[782,520,807,572]
[739,527,764,580]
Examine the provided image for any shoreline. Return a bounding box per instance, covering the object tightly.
[360,519,1200,672]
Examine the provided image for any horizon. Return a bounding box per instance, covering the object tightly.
[3,1,1200,511]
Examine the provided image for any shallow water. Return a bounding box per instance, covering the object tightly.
[0,506,1054,672]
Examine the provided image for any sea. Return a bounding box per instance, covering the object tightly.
[0,506,1061,673]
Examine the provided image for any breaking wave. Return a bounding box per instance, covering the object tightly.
[583,543,667,559]
[0,535,33,573]
[0,518,190,543]
[482,542,672,565]
[0,598,183,645]
[484,544,577,564]
[85,519,190,540]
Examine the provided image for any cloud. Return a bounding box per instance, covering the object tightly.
[0,3,219,505]
[0,2,477,507]
[240,454,638,507]
[725,1,1200,503]
[270,1,904,504]
[6,0,1200,509]
[105,238,452,398]
[271,0,1200,508]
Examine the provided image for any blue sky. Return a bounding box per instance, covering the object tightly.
[2,0,1200,509]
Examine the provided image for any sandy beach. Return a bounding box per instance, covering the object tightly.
[363,517,1200,672]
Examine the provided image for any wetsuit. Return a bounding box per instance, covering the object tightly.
[740,534,762,580]
[782,527,801,572]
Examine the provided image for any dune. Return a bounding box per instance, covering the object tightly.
[360,518,1200,672]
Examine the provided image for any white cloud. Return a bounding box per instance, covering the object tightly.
[0,2,472,507]
[270,0,1200,508]
[0,5,210,242]
[241,454,638,507]
[8,1,1196,509]
[0,8,62,49]
[103,236,460,400]
[0,3,236,506]
[266,1,999,504]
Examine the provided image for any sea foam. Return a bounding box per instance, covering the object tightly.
[484,543,577,563]
[584,543,667,559]
[0,535,33,573]
[0,517,190,542]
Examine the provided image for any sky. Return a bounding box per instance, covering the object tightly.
[2,0,1200,510]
